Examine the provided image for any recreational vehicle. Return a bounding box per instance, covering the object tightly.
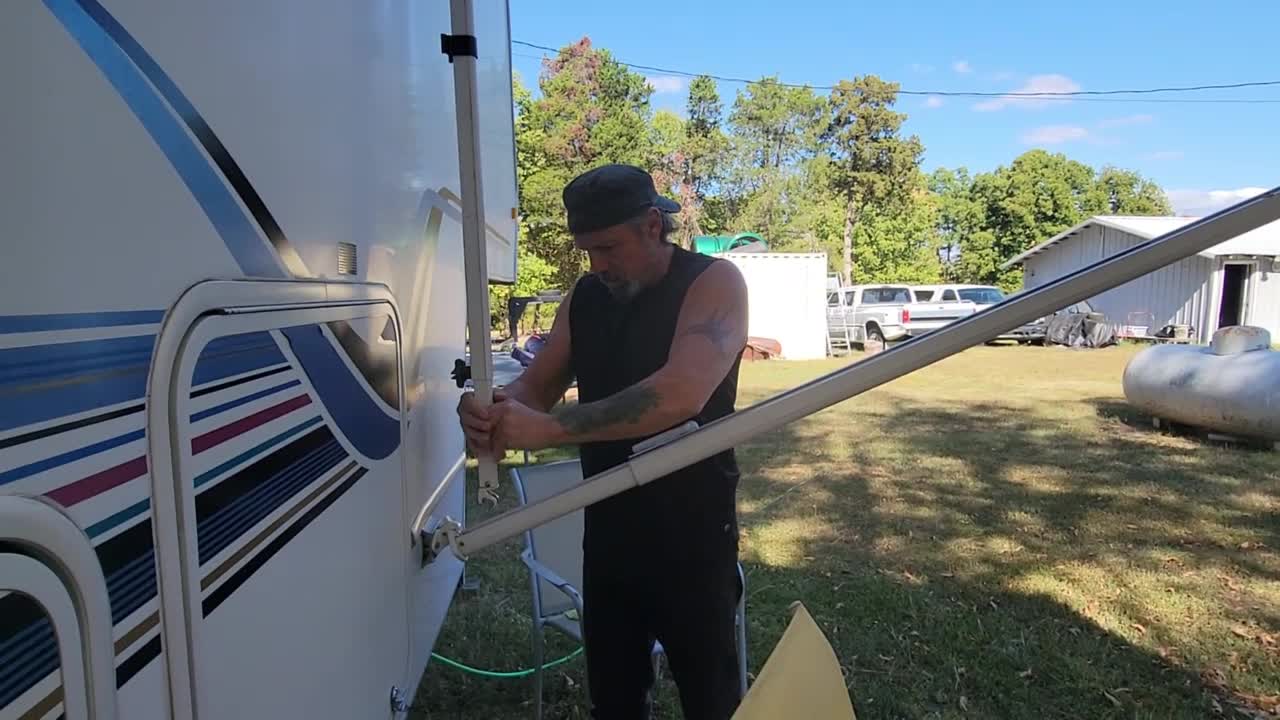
[2,0,518,717]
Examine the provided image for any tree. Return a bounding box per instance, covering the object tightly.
[934,154,1176,289]
[961,150,1098,289]
[823,75,924,285]
[513,38,657,289]
[1094,166,1173,215]
[928,167,981,281]
[728,77,826,171]
[673,76,730,245]
[647,109,685,192]
[712,77,826,244]
[853,175,943,284]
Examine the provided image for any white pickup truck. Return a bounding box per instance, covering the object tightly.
[826,283,976,348]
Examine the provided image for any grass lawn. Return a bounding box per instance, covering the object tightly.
[412,344,1280,719]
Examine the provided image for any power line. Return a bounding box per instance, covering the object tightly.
[511,39,1280,100]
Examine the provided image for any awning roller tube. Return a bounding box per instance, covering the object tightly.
[428,187,1280,564]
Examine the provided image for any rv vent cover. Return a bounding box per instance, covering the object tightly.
[337,242,358,275]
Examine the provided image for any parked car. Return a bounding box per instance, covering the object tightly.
[913,284,1047,343]
[827,283,976,346]
[1012,296,1100,345]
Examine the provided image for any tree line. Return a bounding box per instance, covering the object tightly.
[496,37,1172,331]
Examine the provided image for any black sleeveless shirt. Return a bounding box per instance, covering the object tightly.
[569,245,742,569]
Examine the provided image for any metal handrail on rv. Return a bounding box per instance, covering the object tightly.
[424,187,1280,565]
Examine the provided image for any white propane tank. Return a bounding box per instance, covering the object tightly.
[1122,326,1280,441]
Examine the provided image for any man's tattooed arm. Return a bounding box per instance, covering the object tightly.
[551,382,662,438]
[534,261,748,447]
[681,307,739,358]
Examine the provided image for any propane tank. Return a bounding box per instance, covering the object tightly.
[1122,326,1280,441]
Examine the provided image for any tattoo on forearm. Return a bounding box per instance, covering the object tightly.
[553,383,660,436]
[683,308,737,356]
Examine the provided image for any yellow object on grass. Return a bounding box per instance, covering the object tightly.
[732,602,857,720]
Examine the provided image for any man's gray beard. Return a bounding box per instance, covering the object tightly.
[604,280,641,303]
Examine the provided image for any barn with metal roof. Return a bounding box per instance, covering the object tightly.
[1001,215,1280,343]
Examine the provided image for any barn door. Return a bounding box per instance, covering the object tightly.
[165,301,410,719]
[1217,262,1256,331]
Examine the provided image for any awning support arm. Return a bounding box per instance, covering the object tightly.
[424,186,1280,565]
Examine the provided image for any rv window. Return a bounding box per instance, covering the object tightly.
[827,292,839,306]
[914,290,935,301]
[942,290,958,301]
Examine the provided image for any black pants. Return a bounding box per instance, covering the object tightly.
[580,552,742,720]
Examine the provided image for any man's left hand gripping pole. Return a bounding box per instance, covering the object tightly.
[453,358,501,507]
[472,356,500,507]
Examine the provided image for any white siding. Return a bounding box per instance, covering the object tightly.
[1022,226,1219,342]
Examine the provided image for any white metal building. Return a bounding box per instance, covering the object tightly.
[1003,215,1280,343]
[718,252,829,360]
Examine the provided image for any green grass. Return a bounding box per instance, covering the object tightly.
[411,345,1280,719]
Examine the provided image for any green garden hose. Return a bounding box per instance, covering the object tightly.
[430,647,584,678]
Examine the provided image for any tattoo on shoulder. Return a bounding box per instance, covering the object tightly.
[683,307,738,356]
[553,383,660,436]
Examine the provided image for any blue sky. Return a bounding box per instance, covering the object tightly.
[508,0,1278,216]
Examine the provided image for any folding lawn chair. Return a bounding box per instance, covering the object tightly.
[511,458,749,719]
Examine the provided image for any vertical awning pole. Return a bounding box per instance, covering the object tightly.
[446,0,500,505]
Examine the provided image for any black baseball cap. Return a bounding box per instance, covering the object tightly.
[562,163,681,234]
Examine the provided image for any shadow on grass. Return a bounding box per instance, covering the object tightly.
[1094,398,1280,453]
[732,397,1279,719]
[413,392,1279,719]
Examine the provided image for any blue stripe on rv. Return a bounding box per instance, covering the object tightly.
[191,379,302,423]
[193,416,324,489]
[42,0,286,279]
[0,335,154,385]
[0,333,286,435]
[280,324,400,460]
[87,498,151,538]
[0,429,145,488]
[0,310,165,334]
[190,331,288,387]
[198,441,347,565]
[0,613,56,709]
[0,336,153,434]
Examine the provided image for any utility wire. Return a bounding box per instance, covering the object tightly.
[511,40,1280,100]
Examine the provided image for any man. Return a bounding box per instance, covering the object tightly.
[457,163,749,719]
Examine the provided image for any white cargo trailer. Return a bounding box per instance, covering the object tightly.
[717,253,829,361]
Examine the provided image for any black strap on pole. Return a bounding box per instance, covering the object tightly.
[440,34,478,63]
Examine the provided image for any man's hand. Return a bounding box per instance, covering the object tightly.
[456,388,509,456]
[490,398,563,455]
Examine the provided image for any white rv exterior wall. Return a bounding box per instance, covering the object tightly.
[718,253,829,361]
[1022,225,1220,342]
[2,0,518,717]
